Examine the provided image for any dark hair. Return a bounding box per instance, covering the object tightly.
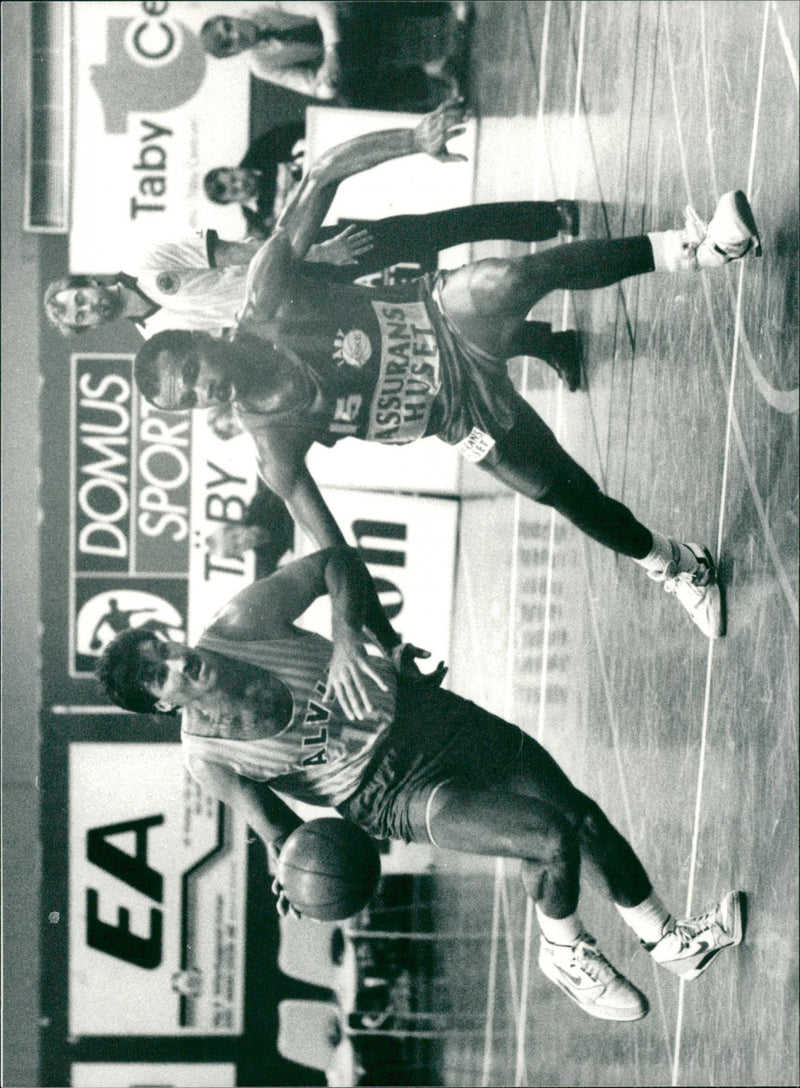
[204,168,230,204]
[201,16,241,58]
[134,329,196,407]
[95,628,177,716]
[43,274,98,336]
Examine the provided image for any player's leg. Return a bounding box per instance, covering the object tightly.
[426,782,649,1021]
[439,237,655,357]
[439,191,761,358]
[482,397,724,636]
[506,321,582,392]
[339,202,579,277]
[378,201,578,250]
[500,732,651,907]
[487,397,653,556]
[494,735,746,986]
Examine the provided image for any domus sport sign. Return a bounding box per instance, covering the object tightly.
[68,353,257,678]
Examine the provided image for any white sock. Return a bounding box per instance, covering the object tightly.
[536,906,583,946]
[616,891,673,946]
[647,229,697,273]
[635,532,698,577]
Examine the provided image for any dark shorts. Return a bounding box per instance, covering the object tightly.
[337,683,524,844]
[425,272,522,466]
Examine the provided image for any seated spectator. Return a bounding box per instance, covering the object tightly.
[201,2,469,110]
[204,122,306,239]
[206,484,295,579]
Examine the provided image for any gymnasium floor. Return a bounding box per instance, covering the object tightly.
[409,3,798,1086]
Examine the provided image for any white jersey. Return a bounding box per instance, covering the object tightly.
[182,631,396,807]
[133,231,248,338]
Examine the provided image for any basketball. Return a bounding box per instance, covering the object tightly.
[277,818,381,921]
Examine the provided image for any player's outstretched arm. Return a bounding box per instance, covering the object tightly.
[234,441,405,717]
[276,97,467,259]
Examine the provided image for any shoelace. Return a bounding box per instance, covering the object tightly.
[649,558,711,592]
[673,906,720,948]
[573,940,615,982]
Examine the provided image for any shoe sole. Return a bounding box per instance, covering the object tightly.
[685,544,725,638]
[539,959,649,1021]
[679,891,746,981]
[553,331,582,392]
[700,544,727,635]
[731,191,762,257]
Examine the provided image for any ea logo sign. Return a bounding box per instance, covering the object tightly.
[90,10,207,134]
[76,589,186,661]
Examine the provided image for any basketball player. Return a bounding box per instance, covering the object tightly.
[96,546,745,1023]
[134,164,761,640]
[42,103,578,382]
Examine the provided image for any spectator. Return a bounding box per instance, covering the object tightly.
[204,122,306,239]
[206,484,295,579]
[201,2,468,110]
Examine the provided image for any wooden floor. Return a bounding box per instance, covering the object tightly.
[427,3,799,1085]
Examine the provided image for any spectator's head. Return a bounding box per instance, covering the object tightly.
[201,15,260,58]
[44,275,123,336]
[204,167,261,206]
[134,330,236,411]
[95,628,181,716]
[207,523,270,561]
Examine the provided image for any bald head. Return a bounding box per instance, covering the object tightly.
[134,330,234,410]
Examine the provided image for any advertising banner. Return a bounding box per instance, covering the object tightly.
[69,743,248,1036]
[68,352,256,681]
[70,1,251,272]
[294,488,460,669]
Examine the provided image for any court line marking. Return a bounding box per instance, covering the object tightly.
[481,4,558,1084]
[771,0,799,90]
[504,2,550,1071]
[699,275,799,625]
[482,858,502,1086]
[579,537,677,1068]
[515,6,587,1086]
[666,3,771,1083]
[700,0,798,617]
[560,0,678,1066]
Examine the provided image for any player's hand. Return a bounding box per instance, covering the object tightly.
[413,96,468,162]
[313,225,375,266]
[390,642,448,687]
[267,842,303,920]
[325,625,389,721]
[271,878,303,920]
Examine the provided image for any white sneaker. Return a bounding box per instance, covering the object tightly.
[648,891,744,980]
[682,190,762,270]
[538,934,649,1021]
[648,542,724,639]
